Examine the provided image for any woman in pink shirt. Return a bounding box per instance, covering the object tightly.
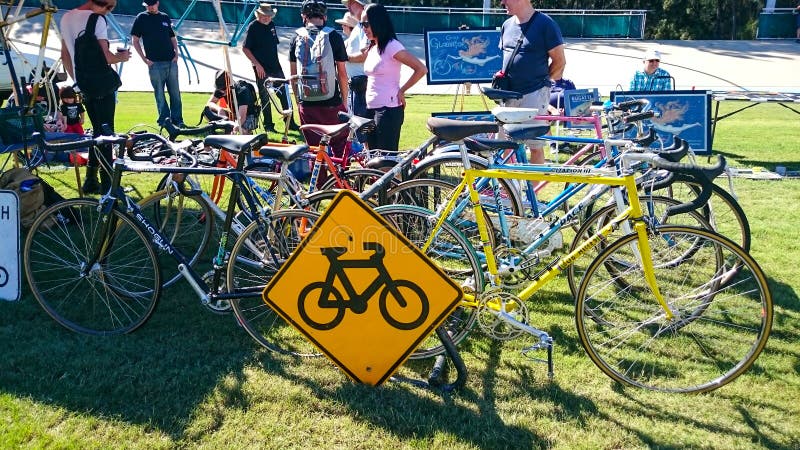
[360,3,427,151]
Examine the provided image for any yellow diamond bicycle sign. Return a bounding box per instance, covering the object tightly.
[262,190,463,385]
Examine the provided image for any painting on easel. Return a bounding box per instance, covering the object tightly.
[423,28,502,85]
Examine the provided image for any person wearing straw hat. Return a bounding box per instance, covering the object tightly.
[340,0,370,118]
[335,11,357,36]
[243,3,297,133]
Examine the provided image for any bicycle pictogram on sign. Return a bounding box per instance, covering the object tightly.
[262,190,463,385]
[298,242,429,331]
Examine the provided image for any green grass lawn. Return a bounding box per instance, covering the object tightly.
[1,92,799,449]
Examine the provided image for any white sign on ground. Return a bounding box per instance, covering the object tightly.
[0,190,20,301]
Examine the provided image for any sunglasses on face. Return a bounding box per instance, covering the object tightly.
[360,21,370,28]
[93,0,116,10]
[647,59,660,63]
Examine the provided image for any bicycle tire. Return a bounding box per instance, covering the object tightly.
[227,209,322,356]
[654,180,750,252]
[575,225,772,393]
[374,204,483,359]
[24,198,162,335]
[384,178,496,249]
[137,187,213,288]
[409,153,524,216]
[319,167,397,192]
[567,195,713,298]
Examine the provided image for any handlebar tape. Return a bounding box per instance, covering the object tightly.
[32,132,127,153]
[623,111,655,123]
[615,99,649,112]
[650,155,727,217]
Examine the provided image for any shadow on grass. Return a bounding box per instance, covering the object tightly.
[2,259,790,446]
[711,149,800,170]
[0,281,574,447]
[607,387,798,450]
[769,277,800,313]
[0,285,275,436]
[258,338,597,449]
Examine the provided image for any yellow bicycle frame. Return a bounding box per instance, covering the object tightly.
[422,164,676,320]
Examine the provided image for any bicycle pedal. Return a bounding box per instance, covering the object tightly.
[521,341,554,379]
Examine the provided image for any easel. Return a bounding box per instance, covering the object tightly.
[450,82,491,113]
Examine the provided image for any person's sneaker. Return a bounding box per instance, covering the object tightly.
[265,125,278,133]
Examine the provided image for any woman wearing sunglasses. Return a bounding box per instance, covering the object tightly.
[59,0,131,194]
[360,3,427,152]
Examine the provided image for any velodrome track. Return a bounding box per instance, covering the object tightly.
[6,10,799,96]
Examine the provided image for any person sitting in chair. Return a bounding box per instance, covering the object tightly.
[629,48,672,91]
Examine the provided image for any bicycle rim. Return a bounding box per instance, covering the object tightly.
[138,187,212,288]
[576,225,772,393]
[375,204,483,359]
[228,209,322,356]
[567,196,712,298]
[24,199,162,335]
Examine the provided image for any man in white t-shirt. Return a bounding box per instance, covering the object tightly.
[60,0,130,194]
[341,0,370,118]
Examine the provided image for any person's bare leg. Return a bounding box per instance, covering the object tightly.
[528,145,545,164]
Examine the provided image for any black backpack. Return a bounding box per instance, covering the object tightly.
[74,14,122,99]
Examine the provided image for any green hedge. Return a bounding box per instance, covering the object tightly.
[54,1,645,38]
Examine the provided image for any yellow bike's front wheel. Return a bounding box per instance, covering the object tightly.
[575,225,772,393]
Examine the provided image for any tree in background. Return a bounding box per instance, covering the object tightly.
[399,0,768,40]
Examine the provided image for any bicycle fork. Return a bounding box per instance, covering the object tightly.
[623,175,675,321]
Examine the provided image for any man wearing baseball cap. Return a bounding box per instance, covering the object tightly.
[131,0,185,127]
[243,3,297,133]
[629,48,673,91]
[340,0,370,118]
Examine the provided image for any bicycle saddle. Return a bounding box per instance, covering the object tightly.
[258,143,309,162]
[492,106,539,124]
[321,246,348,257]
[338,112,376,134]
[204,133,268,154]
[481,87,523,102]
[426,117,498,142]
[300,122,350,138]
[501,124,551,141]
[464,136,518,154]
